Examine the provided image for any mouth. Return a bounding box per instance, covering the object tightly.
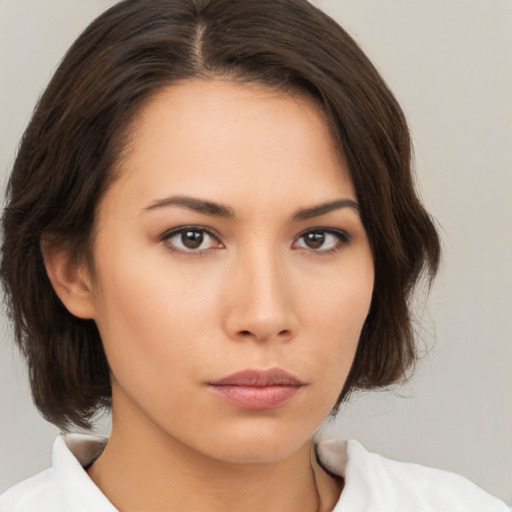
[207,368,306,410]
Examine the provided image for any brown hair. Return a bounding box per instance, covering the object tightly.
[1,0,440,430]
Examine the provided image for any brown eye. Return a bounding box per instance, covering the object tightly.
[303,232,325,249]
[162,227,222,253]
[181,230,203,249]
[294,229,348,253]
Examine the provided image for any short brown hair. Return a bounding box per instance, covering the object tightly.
[1,0,440,430]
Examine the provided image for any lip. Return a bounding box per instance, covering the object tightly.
[207,368,305,410]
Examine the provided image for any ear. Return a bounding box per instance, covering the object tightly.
[41,238,96,319]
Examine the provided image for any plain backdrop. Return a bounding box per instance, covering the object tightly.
[1,0,511,505]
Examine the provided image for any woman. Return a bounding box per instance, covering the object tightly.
[0,0,508,510]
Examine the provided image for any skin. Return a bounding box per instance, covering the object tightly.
[44,80,374,512]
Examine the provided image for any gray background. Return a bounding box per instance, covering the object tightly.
[1,0,511,505]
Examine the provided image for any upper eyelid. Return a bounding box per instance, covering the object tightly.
[160,225,221,240]
[296,226,349,239]
[160,225,348,237]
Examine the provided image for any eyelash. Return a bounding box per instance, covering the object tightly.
[160,226,223,256]
[159,226,351,255]
[293,227,351,255]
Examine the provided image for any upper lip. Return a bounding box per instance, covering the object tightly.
[208,368,305,387]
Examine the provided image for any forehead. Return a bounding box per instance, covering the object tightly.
[107,79,354,214]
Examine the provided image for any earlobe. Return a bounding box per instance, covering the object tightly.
[40,239,96,319]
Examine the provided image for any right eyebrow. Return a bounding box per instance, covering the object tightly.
[142,195,235,218]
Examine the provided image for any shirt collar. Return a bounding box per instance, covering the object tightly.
[53,433,117,512]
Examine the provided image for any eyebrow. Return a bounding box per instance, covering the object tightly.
[144,196,234,217]
[143,195,359,220]
[292,198,360,220]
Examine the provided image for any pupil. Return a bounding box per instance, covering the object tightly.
[182,230,203,249]
[305,232,325,249]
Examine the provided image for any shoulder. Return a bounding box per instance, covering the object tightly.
[0,434,115,512]
[316,439,510,512]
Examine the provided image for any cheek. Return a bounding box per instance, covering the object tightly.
[91,268,224,440]
[90,252,220,392]
[302,263,373,384]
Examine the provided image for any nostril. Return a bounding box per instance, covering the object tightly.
[236,329,291,340]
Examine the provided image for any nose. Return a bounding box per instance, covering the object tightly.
[222,247,298,344]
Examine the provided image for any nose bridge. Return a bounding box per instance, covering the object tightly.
[223,239,296,342]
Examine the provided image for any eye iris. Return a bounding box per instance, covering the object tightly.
[182,230,203,249]
[304,232,325,249]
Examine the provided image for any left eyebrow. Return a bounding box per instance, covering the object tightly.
[292,199,360,221]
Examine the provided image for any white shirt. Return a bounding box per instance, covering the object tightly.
[0,434,509,511]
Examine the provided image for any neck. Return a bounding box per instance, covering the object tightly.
[86,385,342,512]
[88,427,330,512]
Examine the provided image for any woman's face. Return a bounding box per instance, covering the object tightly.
[86,80,374,463]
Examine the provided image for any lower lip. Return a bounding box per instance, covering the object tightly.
[208,385,302,409]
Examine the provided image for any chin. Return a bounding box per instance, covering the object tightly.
[211,443,302,465]
[195,422,312,465]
